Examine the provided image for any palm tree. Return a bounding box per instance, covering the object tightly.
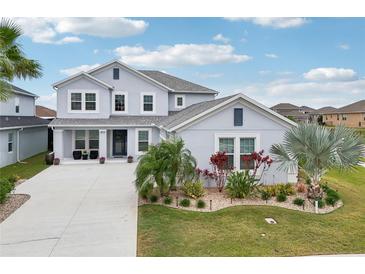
[160,138,197,188]
[135,138,197,197]
[0,18,42,101]
[270,124,364,189]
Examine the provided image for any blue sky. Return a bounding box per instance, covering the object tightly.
[12,17,365,109]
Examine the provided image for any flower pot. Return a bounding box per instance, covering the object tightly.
[45,152,54,165]
[127,156,133,163]
[73,151,82,160]
[53,158,60,165]
[99,157,105,164]
[82,154,88,160]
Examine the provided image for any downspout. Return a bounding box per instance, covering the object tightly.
[17,128,25,163]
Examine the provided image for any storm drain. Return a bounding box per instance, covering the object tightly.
[265,217,277,224]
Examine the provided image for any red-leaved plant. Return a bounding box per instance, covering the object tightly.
[241,149,273,181]
[209,151,233,192]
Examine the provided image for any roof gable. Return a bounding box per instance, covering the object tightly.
[53,72,113,90]
[11,84,38,98]
[329,100,365,114]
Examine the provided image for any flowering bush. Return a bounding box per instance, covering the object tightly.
[209,151,233,192]
[241,150,273,180]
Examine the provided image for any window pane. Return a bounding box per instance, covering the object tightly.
[8,143,13,152]
[75,140,85,149]
[240,158,254,170]
[177,97,183,106]
[75,130,85,139]
[89,140,99,149]
[138,141,149,152]
[15,106,19,113]
[144,95,153,103]
[219,138,234,153]
[89,130,99,140]
[71,102,81,110]
[144,103,153,111]
[8,133,13,142]
[71,93,81,101]
[85,93,96,101]
[115,94,125,111]
[138,130,149,141]
[240,138,255,154]
[227,155,234,169]
[113,68,119,80]
[85,102,96,110]
[234,108,243,126]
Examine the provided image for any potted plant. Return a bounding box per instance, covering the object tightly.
[73,150,82,160]
[53,158,60,165]
[127,155,133,163]
[82,150,88,160]
[99,157,105,164]
[45,152,54,165]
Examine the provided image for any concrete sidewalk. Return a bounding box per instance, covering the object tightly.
[0,163,138,257]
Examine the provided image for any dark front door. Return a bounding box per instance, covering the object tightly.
[113,130,127,156]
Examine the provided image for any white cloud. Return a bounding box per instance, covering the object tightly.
[59,64,100,76]
[93,49,99,54]
[114,44,252,68]
[195,72,224,79]
[265,53,278,59]
[225,17,308,29]
[213,33,230,44]
[303,67,357,82]
[14,17,148,44]
[258,70,271,75]
[36,92,57,110]
[338,43,350,50]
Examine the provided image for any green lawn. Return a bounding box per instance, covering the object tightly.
[137,166,365,256]
[0,152,49,179]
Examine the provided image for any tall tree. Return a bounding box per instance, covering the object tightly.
[0,18,42,101]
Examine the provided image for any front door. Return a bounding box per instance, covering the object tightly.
[113,130,127,157]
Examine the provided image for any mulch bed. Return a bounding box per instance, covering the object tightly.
[139,188,343,214]
[0,194,30,223]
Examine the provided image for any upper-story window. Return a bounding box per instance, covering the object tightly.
[141,93,155,114]
[342,114,347,121]
[175,95,185,108]
[113,91,128,114]
[68,90,98,113]
[113,68,120,80]
[14,97,20,113]
[8,132,14,153]
[234,108,243,126]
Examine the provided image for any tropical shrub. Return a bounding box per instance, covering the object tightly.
[293,197,305,206]
[271,124,363,199]
[316,198,325,208]
[179,198,190,207]
[277,183,296,196]
[320,182,330,192]
[265,185,279,197]
[225,171,261,198]
[149,194,158,203]
[0,178,15,204]
[325,189,340,206]
[196,199,206,209]
[276,192,287,202]
[260,189,271,201]
[209,151,232,192]
[181,180,205,199]
[135,138,197,197]
[163,196,172,205]
[296,182,307,193]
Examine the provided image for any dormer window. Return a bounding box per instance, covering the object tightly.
[175,95,185,109]
[113,68,120,80]
[15,97,20,113]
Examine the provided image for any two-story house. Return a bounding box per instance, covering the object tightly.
[0,85,49,167]
[50,60,297,184]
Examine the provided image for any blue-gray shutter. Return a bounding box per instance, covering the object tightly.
[234,108,243,126]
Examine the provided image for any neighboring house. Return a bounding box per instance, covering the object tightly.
[50,60,297,184]
[309,106,337,124]
[36,105,57,151]
[0,85,49,168]
[271,103,314,123]
[322,100,365,128]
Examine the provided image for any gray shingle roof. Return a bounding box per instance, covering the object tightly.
[11,85,37,97]
[271,103,299,110]
[139,70,218,94]
[327,100,365,114]
[160,95,236,129]
[0,116,49,129]
[49,116,168,127]
[313,106,337,114]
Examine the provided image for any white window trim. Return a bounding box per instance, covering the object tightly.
[140,92,156,114]
[72,130,100,151]
[112,91,128,114]
[135,128,152,155]
[67,90,99,113]
[214,132,260,171]
[8,132,14,153]
[174,94,186,109]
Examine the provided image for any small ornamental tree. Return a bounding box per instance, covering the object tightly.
[241,150,273,180]
[209,151,233,192]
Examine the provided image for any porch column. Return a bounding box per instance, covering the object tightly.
[99,129,107,158]
[53,129,64,159]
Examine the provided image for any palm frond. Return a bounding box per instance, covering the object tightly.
[0,79,13,101]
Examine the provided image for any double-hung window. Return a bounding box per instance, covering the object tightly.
[71,93,82,111]
[8,132,14,153]
[141,93,155,113]
[240,138,255,170]
[75,130,86,150]
[113,92,127,113]
[137,129,151,153]
[89,130,99,149]
[85,93,96,110]
[218,138,234,169]
[175,95,185,108]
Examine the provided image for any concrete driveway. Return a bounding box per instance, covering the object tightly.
[0,163,138,257]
